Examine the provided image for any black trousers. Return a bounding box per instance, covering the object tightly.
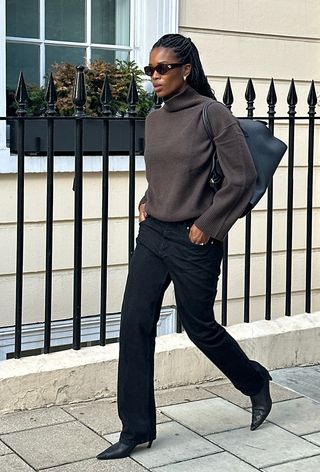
[118,216,268,446]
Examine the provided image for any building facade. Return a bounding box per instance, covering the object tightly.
[0,0,319,359]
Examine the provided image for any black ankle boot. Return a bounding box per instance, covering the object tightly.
[250,373,272,431]
[96,439,153,460]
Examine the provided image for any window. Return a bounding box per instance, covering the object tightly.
[6,0,131,89]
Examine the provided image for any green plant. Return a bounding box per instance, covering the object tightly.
[6,84,46,116]
[6,59,154,117]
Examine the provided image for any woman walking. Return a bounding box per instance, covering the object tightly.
[97,33,272,461]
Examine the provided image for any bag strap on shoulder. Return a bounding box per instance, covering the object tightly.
[202,101,214,141]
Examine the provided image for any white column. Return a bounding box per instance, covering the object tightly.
[133,0,179,69]
[0,0,10,163]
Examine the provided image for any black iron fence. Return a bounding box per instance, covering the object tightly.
[0,67,318,359]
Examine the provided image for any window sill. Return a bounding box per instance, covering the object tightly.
[0,150,146,174]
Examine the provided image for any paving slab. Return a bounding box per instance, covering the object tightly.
[0,406,73,434]
[271,366,320,402]
[263,454,320,471]
[206,424,320,469]
[42,456,148,471]
[0,439,12,456]
[159,397,251,435]
[1,420,109,470]
[204,381,301,408]
[152,451,258,471]
[268,397,320,435]
[0,454,34,471]
[155,385,215,407]
[105,421,222,469]
[302,432,320,446]
[64,398,170,436]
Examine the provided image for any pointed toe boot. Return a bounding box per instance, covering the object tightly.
[250,374,272,431]
[96,439,153,460]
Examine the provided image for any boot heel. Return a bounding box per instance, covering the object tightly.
[147,440,153,449]
[268,374,272,381]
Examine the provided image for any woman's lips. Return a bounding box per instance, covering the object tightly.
[153,84,162,92]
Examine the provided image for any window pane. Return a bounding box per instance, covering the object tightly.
[91,48,129,63]
[45,45,86,73]
[6,43,40,89]
[45,0,85,42]
[6,0,40,38]
[92,0,130,46]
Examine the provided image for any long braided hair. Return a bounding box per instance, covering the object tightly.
[152,34,215,99]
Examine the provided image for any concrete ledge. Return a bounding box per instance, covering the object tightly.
[0,312,319,413]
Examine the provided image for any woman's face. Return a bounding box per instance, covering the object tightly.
[148,47,191,99]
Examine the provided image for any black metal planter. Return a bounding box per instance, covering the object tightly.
[8,118,145,155]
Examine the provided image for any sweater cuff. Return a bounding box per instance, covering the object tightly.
[194,215,226,242]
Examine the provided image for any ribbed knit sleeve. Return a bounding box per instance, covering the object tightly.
[194,102,257,240]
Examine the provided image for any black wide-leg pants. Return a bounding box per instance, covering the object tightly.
[118,216,268,446]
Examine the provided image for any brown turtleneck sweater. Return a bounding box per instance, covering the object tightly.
[140,85,256,241]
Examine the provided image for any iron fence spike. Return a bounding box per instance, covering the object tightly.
[245,78,255,117]
[101,75,113,116]
[223,78,234,108]
[45,73,58,116]
[245,78,256,102]
[127,75,139,116]
[15,72,28,116]
[73,65,87,117]
[267,78,277,106]
[45,73,57,104]
[307,80,317,107]
[287,78,298,107]
[153,92,163,109]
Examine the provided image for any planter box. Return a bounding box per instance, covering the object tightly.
[8,118,145,155]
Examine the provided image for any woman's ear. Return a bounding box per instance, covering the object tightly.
[183,63,192,79]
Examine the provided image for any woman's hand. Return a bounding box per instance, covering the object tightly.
[139,203,148,223]
[188,224,210,245]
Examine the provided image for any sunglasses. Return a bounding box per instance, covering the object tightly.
[144,63,184,76]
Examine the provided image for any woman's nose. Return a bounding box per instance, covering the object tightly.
[151,69,161,79]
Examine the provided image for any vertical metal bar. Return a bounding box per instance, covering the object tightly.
[305,81,317,313]
[73,118,83,350]
[285,80,297,317]
[128,117,136,261]
[127,75,139,262]
[176,314,183,333]
[72,65,86,350]
[14,72,28,359]
[243,214,251,323]
[220,78,233,326]
[221,236,228,326]
[44,73,57,353]
[44,117,54,353]
[15,117,25,358]
[305,119,314,312]
[243,79,255,323]
[100,118,110,345]
[265,79,277,320]
[265,180,273,321]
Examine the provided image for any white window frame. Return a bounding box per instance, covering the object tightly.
[6,0,133,87]
[0,0,179,170]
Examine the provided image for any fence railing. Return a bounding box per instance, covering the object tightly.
[0,67,318,359]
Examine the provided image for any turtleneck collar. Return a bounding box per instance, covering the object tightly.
[163,84,206,112]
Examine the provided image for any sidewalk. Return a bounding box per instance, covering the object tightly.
[0,365,319,471]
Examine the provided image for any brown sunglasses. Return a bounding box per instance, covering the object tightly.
[144,63,184,76]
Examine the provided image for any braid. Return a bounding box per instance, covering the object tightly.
[152,34,216,99]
